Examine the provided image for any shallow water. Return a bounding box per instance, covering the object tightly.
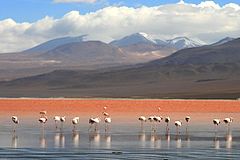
[0,113,240,159]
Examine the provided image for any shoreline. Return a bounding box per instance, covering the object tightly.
[0,97,239,101]
[0,98,239,116]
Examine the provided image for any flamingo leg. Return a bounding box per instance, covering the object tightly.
[105,123,107,132]
[150,122,154,132]
[94,124,96,131]
[88,124,92,132]
[13,124,16,132]
[227,124,230,133]
[41,123,45,136]
[107,123,110,132]
[154,122,157,132]
[166,123,169,135]
[140,121,143,131]
[72,124,76,132]
[55,121,58,129]
[61,122,63,131]
[186,122,189,135]
[214,125,218,137]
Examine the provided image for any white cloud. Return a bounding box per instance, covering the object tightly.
[0,1,240,53]
[53,0,97,3]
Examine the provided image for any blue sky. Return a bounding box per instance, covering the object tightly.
[0,0,240,52]
[0,0,239,22]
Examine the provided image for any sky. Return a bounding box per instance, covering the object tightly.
[0,0,240,52]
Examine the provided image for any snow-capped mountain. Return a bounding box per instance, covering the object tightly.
[212,37,235,46]
[165,37,205,50]
[110,32,157,47]
[24,35,87,53]
[110,33,205,50]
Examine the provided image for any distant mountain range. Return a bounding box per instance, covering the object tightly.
[0,37,239,99]
[211,37,235,46]
[110,32,206,50]
[24,35,87,53]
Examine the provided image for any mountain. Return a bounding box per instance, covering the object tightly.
[110,33,176,61]
[24,35,87,53]
[165,37,205,50]
[212,37,235,46]
[149,38,240,65]
[0,38,240,98]
[0,41,131,81]
[110,32,157,47]
[34,41,131,66]
[110,33,206,50]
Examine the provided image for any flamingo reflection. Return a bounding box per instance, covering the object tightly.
[89,131,100,148]
[39,133,46,148]
[54,132,60,148]
[54,133,65,148]
[226,132,232,149]
[150,133,161,149]
[175,136,182,149]
[214,137,220,150]
[72,131,80,148]
[138,131,146,148]
[11,134,18,148]
[165,134,171,149]
[104,134,111,149]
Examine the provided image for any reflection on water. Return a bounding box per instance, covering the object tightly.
[214,137,220,150]
[89,131,100,148]
[54,132,65,148]
[175,136,182,149]
[11,134,18,148]
[166,134,171,149]
[226,132,232,149]
[72,131,80,148]
[40,134,46,148]
[185,135,191,148]
[54,133,60,148]
[2,112,240,159]
[138,132,146,148]
[104,134,111,149]
[149,133,161,149]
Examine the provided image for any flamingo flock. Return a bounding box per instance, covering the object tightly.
[10,107,112,133]
[9,107,234,136]
[137,107,235,135]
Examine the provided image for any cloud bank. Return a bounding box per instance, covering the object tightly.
[0,1,240,53]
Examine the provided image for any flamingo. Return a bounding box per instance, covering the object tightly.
[185,116,191,133]
[72,117,80,131]
[39,116,48,132]
[165,117,171,134]
[153,116,163,122]
[223,117,233,132]
[213,119,221,134]
[60,116,66,130]
[175,120,182,135]
[102,106,109,117]
[103,112,109,117]
[39,117,48,124]
[153,116,163,132]
[40,111,47,117]
[89,117,101,132]
[104,117,112,132]
[53,116,61,129]
[138,116,147,130]
[148,116,155,132]
[11,116,19,132]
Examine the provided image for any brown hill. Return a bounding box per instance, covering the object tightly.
[0,38,239,98]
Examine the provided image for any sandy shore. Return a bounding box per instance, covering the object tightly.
[0,98,240,117]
